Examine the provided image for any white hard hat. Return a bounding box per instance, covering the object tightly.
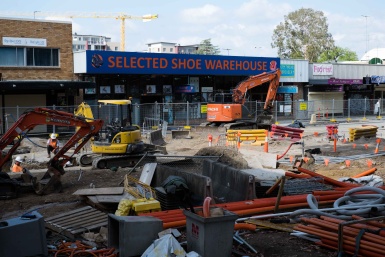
[51,134,57,139]
[15,156,23,163]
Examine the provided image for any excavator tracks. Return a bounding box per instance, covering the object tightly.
[91,154,157,169]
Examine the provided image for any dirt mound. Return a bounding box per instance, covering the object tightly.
[195,146,249,169]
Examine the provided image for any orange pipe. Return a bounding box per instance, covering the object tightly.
[319,239,384,257]
[203,197,212,218]
[298,167,359,188]
[163,220,186,229]
[284,172,311,179]
[234,223,257,231]
[351,167,377,178]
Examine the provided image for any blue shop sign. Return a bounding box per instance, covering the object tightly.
[277,86,298,94]
[281,64,295,77]
[86,51,280,76]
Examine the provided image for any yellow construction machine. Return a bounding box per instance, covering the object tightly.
[76,99,161,169]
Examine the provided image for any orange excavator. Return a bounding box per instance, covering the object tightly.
[0,107,103,196]
[206,69,281,130]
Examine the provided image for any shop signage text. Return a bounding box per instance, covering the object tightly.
[313,64,333,76]
[2,37,47,47]
[86,51,280,76]
[281,64,295,77]
[328,79,362,85]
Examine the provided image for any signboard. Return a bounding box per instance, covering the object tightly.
[86,51,280,76]
[328,79,362,85]
[312,64,333,75]
[371,75,385,85]
[201,104,207,113]
[277,86,298,94]
[175,85,196,93]
[2,37,47,47]
[299,102,307,110]
[281,64,295,77]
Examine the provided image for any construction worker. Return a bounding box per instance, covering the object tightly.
[11,156,25,173]
[12,156,33,175]
[47,134,60,158]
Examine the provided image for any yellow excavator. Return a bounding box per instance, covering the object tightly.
[75,99,161,169]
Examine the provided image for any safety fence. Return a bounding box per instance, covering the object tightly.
[0,98,384,135]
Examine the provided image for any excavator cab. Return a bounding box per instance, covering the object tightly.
[91,99,143,155]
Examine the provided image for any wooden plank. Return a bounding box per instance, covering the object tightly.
[96,195,124,203]
[73,187,124,196]
[45,206,93,221]
[44,206,108,239]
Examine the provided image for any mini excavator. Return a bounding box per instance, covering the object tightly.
[76,99,163,169]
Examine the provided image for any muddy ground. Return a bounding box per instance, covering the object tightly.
[2,122,385,256]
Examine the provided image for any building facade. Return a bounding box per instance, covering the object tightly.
[72,33,120,52]
[0,17,93,132]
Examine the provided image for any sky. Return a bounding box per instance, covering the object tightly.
[1,0,384,59]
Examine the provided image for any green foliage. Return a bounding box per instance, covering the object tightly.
[271,8,335,62]
[318,46,358,63]
[196,39,221,55]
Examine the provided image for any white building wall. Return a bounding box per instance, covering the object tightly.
[309,63,385,80]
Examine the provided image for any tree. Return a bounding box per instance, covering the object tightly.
[271,8,335,62]
[318,46,358,63]
[196,39,221,55]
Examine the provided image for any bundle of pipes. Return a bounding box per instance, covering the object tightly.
[141,167,385,229]
[140,191,346,229]
[226,129,266,142]
[349,125,378,142]
[295,215,385,257]
[270,124,303,141]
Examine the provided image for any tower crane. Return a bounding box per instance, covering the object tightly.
[0,12,158,51]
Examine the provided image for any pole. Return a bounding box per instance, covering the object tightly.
[274,100,278,124]
[186,101,190,126]
[331,99,336,122]
[347,98,351,122]
[52,105,56,135]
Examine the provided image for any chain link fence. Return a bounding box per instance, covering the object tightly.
[0,98,383,135]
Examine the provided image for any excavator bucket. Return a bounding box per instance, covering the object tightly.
[34,167,64,195]
[257,114,274,129]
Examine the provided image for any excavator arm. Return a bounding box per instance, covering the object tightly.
[232,69,281,112]
[0,107,103,194]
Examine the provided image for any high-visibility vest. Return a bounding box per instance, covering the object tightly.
[12,164,23,173]
[48,139,58,148]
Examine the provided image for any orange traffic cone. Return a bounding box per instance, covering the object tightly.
[289,156,294,163]
[314,132,319,137]
[364,144,368,150]
[367,159,373,168]
[353,144,357,149]
[345,160,351,167]
[324,158,329,166]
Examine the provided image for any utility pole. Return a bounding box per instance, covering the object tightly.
[34,11,40,19]
[361,15,369,55]
[223,48,231,55]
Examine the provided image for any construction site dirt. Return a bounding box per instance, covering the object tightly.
[2,119,385,257]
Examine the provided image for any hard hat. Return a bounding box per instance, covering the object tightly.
[15,156,23,163]
[50,134,57,139]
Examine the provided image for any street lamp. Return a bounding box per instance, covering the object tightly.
[34,11,40,19]
[361,15,369,55]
